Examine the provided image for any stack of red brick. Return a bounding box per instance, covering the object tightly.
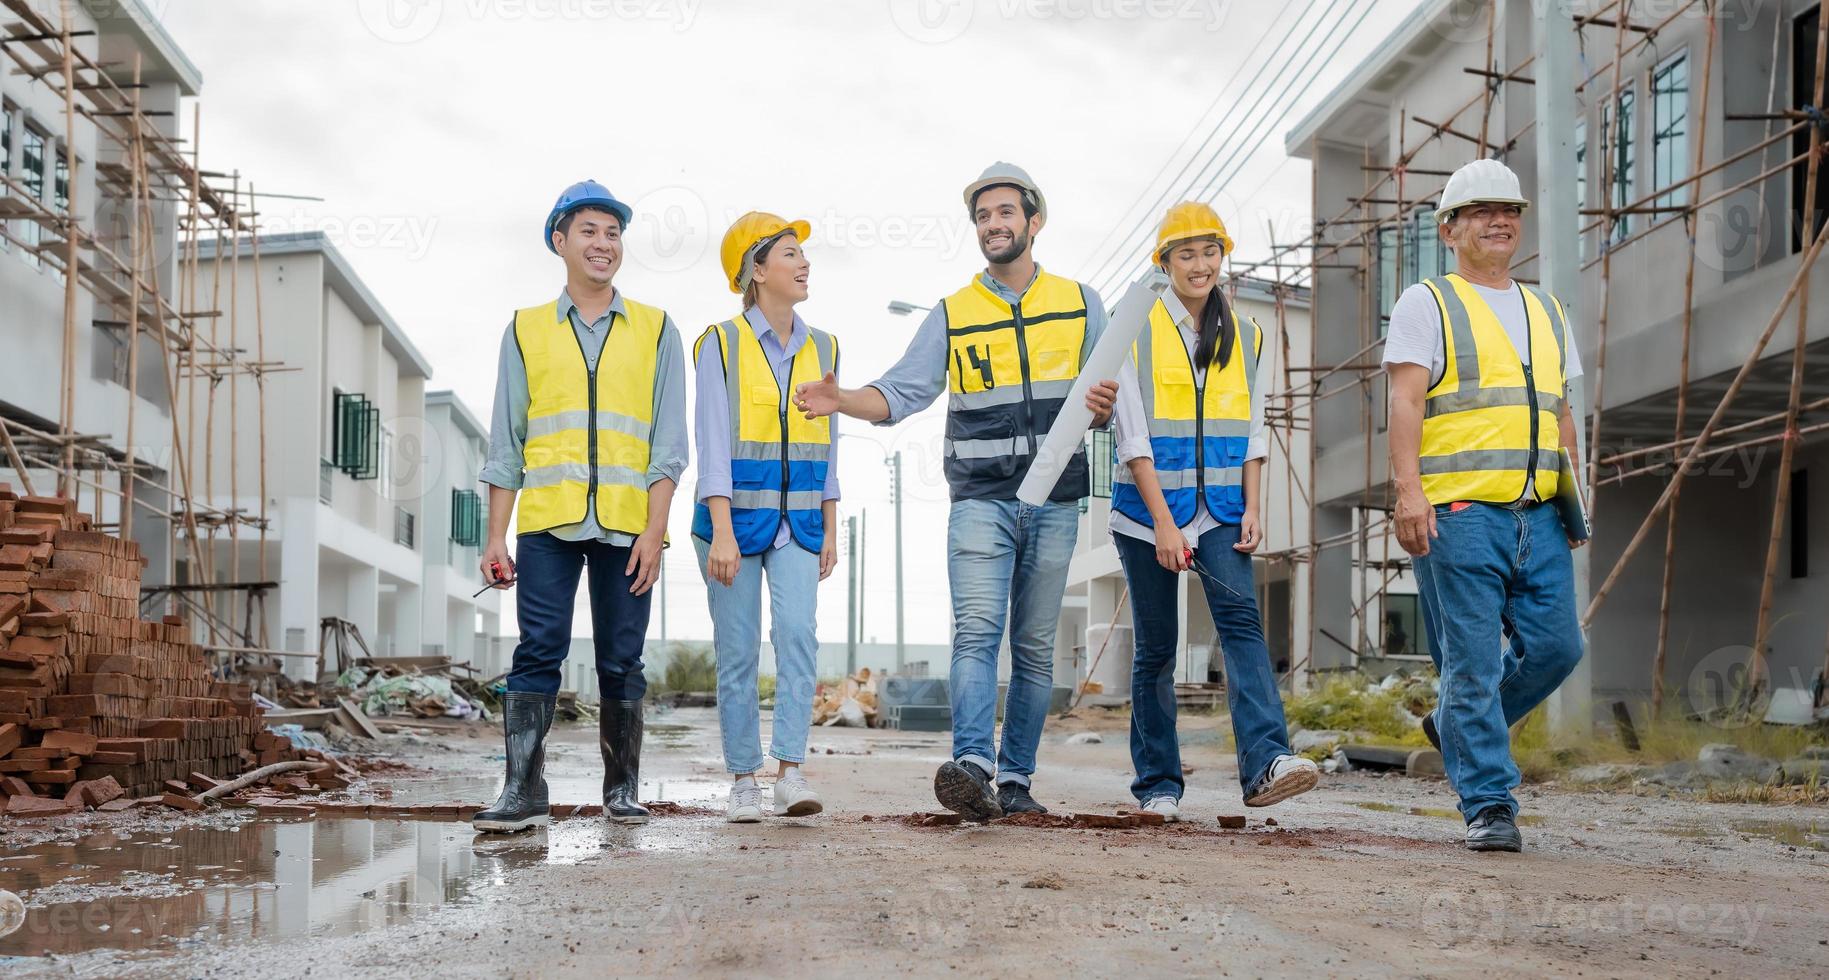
[0,486,288,817]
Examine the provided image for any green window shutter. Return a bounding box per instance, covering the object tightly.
[451,489,483,547]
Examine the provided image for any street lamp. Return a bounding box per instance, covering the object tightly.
[840,434,906,673]
[886,300,931,316]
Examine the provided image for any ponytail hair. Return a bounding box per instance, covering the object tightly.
[1193,286,1234,369]
[739,233,786,310]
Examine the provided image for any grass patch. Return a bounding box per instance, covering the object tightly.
[1512,709,1827,783]
[1282,675,1434,759]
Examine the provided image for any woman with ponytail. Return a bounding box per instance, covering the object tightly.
[1108,202,1317,822]
[692,212,839,822]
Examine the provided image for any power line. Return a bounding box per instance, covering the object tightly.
[1087,0,1388,300]
[1077,0,1341,295]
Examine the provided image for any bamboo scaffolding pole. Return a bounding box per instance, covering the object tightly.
[1651,1,1716,718]
[251,186,270,635]
[1585,213,1829,628]
[1599,397,1829,468]
[1748,4,1829,702]
[1586,3,1632,513]
[1598,419,1829,486]
[120,55,143,538]
[228,172,242,625]
[56,4,78,494]
[1477,0,1498,154]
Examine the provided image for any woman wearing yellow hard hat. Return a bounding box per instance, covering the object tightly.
[1108,201,1317,822]
[690,211,839,822]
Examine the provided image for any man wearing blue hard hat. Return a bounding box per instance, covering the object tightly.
[473,179,689,832]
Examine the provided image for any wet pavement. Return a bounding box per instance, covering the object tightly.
[2,707,1826,977]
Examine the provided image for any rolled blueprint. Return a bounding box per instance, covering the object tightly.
[1016,268,1171,506]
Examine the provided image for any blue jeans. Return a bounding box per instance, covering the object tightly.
[694,538,820,774]
[1413,501,1583,821]
[1114,525,1293,803]
[506,532,649,699]
[948,498,1078,788]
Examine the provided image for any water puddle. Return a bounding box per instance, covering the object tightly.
[1656,819,1829,852]
[1348,801,1546,826]
[378,773,728,809]
[0,813,725,958]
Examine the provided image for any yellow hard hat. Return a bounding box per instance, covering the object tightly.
[1152,201,1234,267]
[719,211,812,294]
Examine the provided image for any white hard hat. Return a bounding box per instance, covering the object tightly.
[963,161,1047,228]
[1436,159,1530,225]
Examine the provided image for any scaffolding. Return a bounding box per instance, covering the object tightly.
[0,0,279,665]
[1195,0,1825,715]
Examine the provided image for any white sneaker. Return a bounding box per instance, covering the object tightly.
[773,770,823,817]
[1142,796,1182,823]
[727,778,763,823]
[1245,754,1320,807]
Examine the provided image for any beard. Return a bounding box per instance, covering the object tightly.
[979,226,1030,265]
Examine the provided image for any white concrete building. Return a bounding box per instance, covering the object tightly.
[421,389,504,669]
[0,0,199,583]
[1058,280,1322,698]
[199,232,437,674]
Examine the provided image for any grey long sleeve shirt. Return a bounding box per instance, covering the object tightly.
[479,288,689,544]
[865,265,1110,425]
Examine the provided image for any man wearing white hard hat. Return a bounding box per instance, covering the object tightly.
[1384,158,1586,853]
[794,162,1119,821]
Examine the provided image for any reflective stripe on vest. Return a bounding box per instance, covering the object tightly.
[1112,297,1261,528]
[689,315,835,554]
[514,298,664,536]
[1419,274,1567,506]
[940,270,1091,501]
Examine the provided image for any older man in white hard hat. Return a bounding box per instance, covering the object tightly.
[1384,158,1586,853]
[794,162,1118,821]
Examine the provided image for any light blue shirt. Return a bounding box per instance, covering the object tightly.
[865,265,1109,425]
[694,306,841,550]
[480,289,689,544]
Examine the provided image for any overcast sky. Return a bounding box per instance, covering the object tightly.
[155,0,1418,645]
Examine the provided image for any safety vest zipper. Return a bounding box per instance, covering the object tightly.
[1011,302,1038,457]
[1521,363,1539,504]
[569,320,601,525]
[774,369,790,526]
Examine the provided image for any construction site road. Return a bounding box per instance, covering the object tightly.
[7,708,1826,978]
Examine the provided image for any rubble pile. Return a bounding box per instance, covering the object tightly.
[0,487,297,816]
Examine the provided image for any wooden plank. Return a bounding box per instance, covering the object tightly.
[335,696,383,740]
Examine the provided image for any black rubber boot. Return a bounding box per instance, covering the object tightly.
[473,692,555,833]
[600,698,650,824]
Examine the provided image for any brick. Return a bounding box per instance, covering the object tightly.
[27,769,77,785]
[97,798,135,812]
[41,730,98,756]
[0,775,30,796]
[5,795,79,817]
[159,792,203,811]
[1217,814,1247,829]
[0,722,19,757]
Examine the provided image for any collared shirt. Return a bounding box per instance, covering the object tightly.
[864,265,1109,425]
[1109,290,1271,543]
[479,288,689,544]
[693,306,842,550]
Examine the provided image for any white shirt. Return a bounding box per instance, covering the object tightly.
[1382,277,1584,501]
[1109,291,1271,543]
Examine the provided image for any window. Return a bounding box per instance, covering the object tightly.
[1575,120,1588,259]
[1602,87,1637,243]
[53,154,68,213]
[1089,428,1114,499]
[332,391,379,479]
[451,488,483,547]
[0,104,11,252]
[1381,594,1431,660]
[1376,210,1449,330]
[1651,52,1689,211]
[21,126,45,265]
[394,506,415,549]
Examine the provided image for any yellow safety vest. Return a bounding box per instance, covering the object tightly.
[1111,296,1261,527]
[1419,274,1567,506]
[940,270,1091,500]
[689,315,836,554]
[513,297,664,536]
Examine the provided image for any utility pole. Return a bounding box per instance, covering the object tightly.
[891,451,905,672]
[846,515,858,675]
[1536,0,1591,735]
[858,509,868,644]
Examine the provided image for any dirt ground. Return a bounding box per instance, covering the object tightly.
[2,706,1826,978]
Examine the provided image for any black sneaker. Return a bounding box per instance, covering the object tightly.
[996,782,1047,815]
[934,761,1003,822]
[1465,806,1523,852]
[1422,712,1441,752]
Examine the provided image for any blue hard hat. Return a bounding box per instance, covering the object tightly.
[544,180,633,253]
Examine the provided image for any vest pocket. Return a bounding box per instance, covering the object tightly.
[1032,344,1077,381]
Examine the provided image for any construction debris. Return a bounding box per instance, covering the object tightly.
[0,492,310,818]
[812,668,878,727]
